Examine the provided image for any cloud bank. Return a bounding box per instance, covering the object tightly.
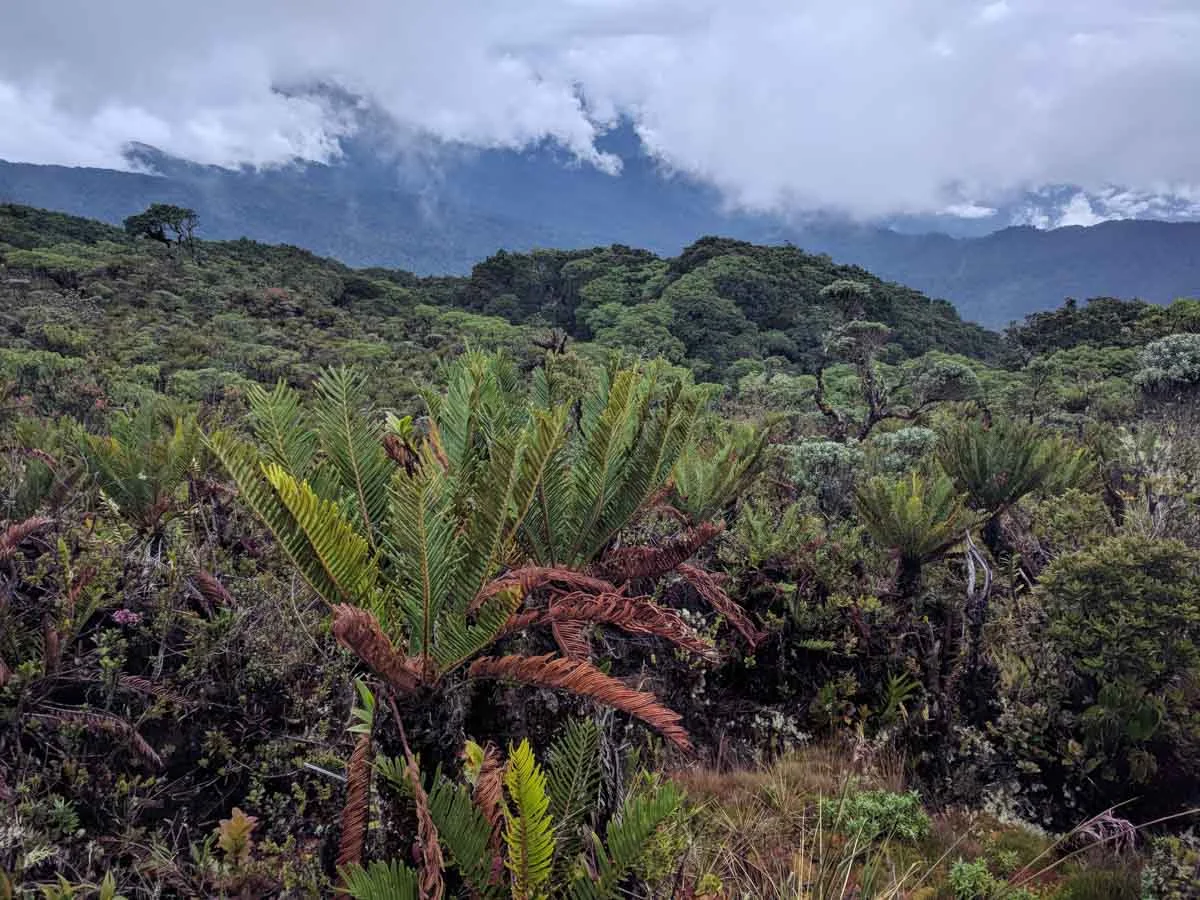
[2,0,1199,220]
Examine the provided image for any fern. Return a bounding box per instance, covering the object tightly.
[313,367,393,549]
[547,719,602,875]
[263,464,378,605]
[427,777,504,899]
[246,379,317,477]
[339,860,420,900]
[568,782,682,900]
[504,739,556,900]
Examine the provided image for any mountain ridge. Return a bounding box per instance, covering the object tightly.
[3,144,1199,327]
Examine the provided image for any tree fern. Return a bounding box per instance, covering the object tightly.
[504,739,556,900]
[672,419,770,523]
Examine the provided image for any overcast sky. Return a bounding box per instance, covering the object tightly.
[2,0,1198,220]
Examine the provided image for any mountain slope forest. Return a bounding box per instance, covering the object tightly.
[4,151,1200,327]
[2,203,1200,898]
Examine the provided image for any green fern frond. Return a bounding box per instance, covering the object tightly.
[504,739,556,900]
[547,719,602,873]
[339,859,419,900]
[427,776,504,899]
[312,367,393,547]
[263,463,377,605]
[568,782,682,900]
[246,379,317,477]
[209,431,352,605]
[386,444,462,655]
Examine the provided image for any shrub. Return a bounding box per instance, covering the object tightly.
[820,789,930,842]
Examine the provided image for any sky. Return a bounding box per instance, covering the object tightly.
[2,0,1199,222]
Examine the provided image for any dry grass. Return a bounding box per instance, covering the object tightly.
[663,740,1146,899]
[668,740,925,898]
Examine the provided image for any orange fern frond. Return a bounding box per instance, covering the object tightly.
[37,709,163,768]
[331,605,424,694]
[336,732,373,879]
[677,563,764,649]
[468,654,692,752]
[472,566,619,613]
[398,720,445,900]
[473,741,506,839]
[594,521,724,583]
[0,515,53,561]
[551,620,591,660]
[539,593,720,662]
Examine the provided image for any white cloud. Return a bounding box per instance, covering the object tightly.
[943,202,999,219]
[2,0,1200,219]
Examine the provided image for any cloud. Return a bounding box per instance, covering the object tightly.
[2,0,1200,219]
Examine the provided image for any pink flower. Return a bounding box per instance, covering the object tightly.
[112,609,142,626]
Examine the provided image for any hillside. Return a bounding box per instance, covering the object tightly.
[0,204,998,391]
[3,202,1200,897]
[4,147,1200,326]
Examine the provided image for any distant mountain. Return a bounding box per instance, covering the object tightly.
[3,134,1199,327]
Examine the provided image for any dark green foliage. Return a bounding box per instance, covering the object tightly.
[1040,536,1200,692]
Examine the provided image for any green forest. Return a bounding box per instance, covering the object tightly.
[2,202,1199,898]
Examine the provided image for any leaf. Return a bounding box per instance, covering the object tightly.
[331,605,424,695]
[469,654,692,752]
[216,807,258,866]
[503,739,556,900]
[339,860,420,900]
[336,733,373,877]
[547,719,603,872]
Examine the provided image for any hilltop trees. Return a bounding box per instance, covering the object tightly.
[123,202,198,253]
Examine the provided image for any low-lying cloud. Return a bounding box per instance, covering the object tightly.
[3,0,1199,220]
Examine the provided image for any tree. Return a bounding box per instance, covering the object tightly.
[123,203,198,253]
[1135,333,1200,400]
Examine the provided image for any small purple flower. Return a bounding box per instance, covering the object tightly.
[112,609,142,627]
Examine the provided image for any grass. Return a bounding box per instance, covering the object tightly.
[666,741,1148,899]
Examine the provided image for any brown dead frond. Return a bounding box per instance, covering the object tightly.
[678,563,764,649]
[468,653,692,752]
[192,570,233,612]
[539,593,719,662]
[37,709,163,768]
[336,732,374,879]
[594,520,724,583]
[331,605,423,694]
[383,433,420,476]
[551,619,592,659]
[473,741,506,843]
[43,624,61,675]
[395,710,445,900]
[0,655,10,688]
[472,566,619,613]
[0,516,53,561]
[118,675,192,707]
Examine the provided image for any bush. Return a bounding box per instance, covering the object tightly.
[1135,333,1200,398]
[820,789,930,842]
